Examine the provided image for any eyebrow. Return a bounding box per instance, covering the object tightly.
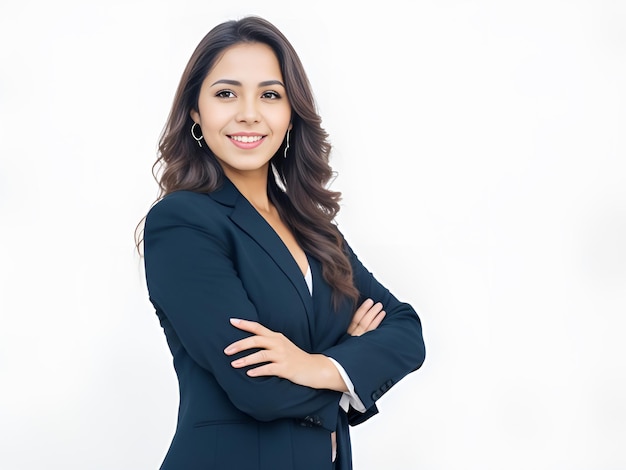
[210,79,286,88]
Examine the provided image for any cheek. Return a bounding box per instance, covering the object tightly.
[272,107,293,131]
[198,107,226,134]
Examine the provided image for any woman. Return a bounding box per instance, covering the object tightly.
[141,16,425,470]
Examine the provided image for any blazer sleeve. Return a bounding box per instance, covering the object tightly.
[323,238,426,423]
[144,193,342,432]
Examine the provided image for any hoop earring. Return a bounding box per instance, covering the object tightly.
[191,122,203,147]
[283,129,290,159]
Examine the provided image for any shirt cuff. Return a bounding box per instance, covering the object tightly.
[327,357,366,413]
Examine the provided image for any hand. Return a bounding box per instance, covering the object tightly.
[225,319,345,391]
[347,298,385,336]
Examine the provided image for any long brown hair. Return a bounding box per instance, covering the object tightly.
[137,16,358,307]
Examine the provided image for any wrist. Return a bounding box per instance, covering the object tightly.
[311,354,349,392]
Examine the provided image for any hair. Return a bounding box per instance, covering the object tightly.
[136,16,358,307]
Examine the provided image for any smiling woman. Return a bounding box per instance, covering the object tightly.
[190,43,293,178]
[138,16,425,470]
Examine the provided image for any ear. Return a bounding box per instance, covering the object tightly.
[288,121,293,131]
[190,109,200,124]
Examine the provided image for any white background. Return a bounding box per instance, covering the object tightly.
[1,1,625,469]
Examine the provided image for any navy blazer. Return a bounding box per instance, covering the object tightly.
[144,178,425,470]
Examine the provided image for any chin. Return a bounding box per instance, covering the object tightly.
[220,159,273,175]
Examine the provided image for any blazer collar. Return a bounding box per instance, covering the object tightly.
[208,177,240,207]
[209,178,316,333]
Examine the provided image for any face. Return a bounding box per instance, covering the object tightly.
[190,42,292,180]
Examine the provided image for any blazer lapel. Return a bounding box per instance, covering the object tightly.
[209,179,316,333]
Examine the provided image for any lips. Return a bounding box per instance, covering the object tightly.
[230,135,264,143]
[228,133,266,149]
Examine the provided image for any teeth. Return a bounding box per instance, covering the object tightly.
[231,135,263,143]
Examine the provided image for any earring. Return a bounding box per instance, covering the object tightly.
[191,122,203,147]
[283,129,290,159]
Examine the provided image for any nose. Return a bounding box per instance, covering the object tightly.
[236,96,261,124]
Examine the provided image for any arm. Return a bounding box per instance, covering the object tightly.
[144,194,341,430]
[226,318,350,391]
[225,299,386,392]
[225,237,424,413]
[322,240,426,413]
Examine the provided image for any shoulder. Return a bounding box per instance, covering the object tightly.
[145,190,228,231]
[149,190,212,212]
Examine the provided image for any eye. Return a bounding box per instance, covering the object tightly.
[261,90,281,99]
[215,90,236,99]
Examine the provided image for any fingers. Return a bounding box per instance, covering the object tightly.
[225,331,280,376]
[224,319,276,355]
[229,348,279,377]
[361,301,384,328]
[224,333,279,356]
[230,349,272,369]
[349,299,374,329]
[366,309,386,331]
[347,299,374,335]
[348,299,386,336]
[224,319,293,379]
[244,364,276,377]
[229,318,269,334]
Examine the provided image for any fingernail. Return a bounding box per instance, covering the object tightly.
[230,318,241,325]
[224,346,233,354]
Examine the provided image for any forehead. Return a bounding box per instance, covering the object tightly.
[207,42,283,81]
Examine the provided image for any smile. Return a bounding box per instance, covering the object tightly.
[229,135,265,143]
[228,134,266,150]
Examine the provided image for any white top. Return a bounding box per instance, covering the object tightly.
[304,264,313,294]
[303,264,366,414]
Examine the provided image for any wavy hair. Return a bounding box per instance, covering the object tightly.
[137,16,358,307]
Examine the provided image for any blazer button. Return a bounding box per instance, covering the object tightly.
[372,379,395,401]
[300,415,322,427]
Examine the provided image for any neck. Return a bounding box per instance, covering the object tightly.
[224,165,272,213]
